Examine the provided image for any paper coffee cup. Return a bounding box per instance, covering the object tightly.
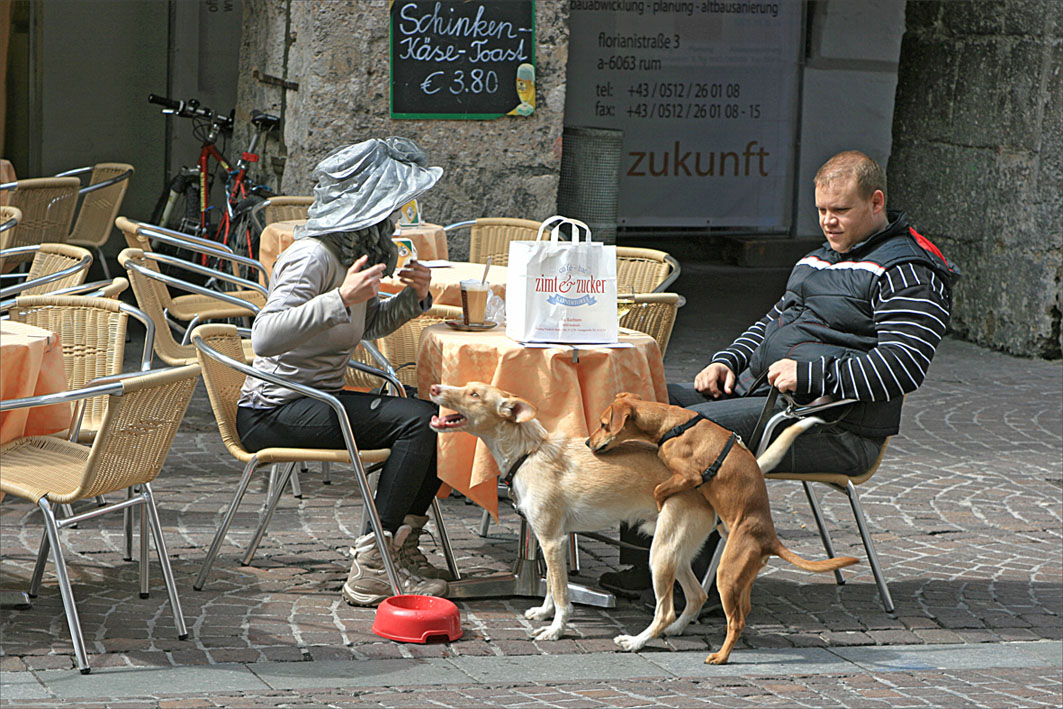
[459,279,489,325]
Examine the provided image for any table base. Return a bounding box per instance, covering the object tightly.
[0,590,32,610]
[447,518,616,608]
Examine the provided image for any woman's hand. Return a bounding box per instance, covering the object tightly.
[338,255,385,307]
[396,260,432,301]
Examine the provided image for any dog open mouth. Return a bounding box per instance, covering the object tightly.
[430,412,467,432]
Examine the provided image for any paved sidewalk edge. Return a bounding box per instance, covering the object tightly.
[2,640,1060,702]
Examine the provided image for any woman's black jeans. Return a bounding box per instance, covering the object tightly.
[237,390,441,534]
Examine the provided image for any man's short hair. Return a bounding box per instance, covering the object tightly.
[814,151,887,202]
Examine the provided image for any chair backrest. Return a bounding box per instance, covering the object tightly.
[1,177,81,250]
[376,304,463,388]
[67,164,134,249]
[619,292,680,357]
[19,243,93,296]
[190,323,251,460]
[467,217,542,265]
[61,363,200,504]
[0,206,22,254]
[118,247,194,365]
[616,246,679,294]
[7,294,130,441]
[263,195,314,226]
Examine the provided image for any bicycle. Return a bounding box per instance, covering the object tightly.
[148,94,280,277]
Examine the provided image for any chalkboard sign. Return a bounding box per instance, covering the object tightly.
[391,1,536,120]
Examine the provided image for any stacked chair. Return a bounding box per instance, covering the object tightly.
[251,194,314,228]
[0,176,81,255]
[0,243,93,309]
[59,163,134,278]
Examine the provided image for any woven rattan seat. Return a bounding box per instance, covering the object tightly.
[618,292,680,356]
[0,364,201,673]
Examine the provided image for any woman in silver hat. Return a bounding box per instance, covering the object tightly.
[236,137,449,606]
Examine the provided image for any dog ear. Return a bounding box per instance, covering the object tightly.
[499,397,536,423]
[606,399,632,431]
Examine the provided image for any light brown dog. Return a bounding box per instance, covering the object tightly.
[428,381,718,649]
[586,392,860,664]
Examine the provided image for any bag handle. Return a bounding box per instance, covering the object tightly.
[535,215,593,244]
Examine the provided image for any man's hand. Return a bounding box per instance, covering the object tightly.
[338,255,385,307]
[396,260,432,301]
[694,362,735,398]
[767,358,798,392]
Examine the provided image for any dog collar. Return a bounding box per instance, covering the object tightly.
[501,452,531,487]
[657,412,709,446]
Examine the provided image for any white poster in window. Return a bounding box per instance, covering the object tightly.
[565,2,802,229]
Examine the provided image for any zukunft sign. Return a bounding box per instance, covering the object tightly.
[565,2,802,229]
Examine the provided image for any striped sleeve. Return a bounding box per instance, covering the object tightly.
[797,262,951,401]
[710,297,786,374]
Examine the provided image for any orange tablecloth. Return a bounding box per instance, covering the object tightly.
[379,261,507,307]
[257,220,450,285]
[0,320,70,445]
[417,326,668,518]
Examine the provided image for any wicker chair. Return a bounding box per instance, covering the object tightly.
[118,248,256,366]
[373,304,464,388]
[190,324,403,590]
[0,177,81,253]
[59,163,134,279]
[616,246,681,294]
[116,217,267,322]
[0,205,20,243]
[618,292,680,357]
[444,217,542,265]
[0,243,93,306]
[0,363,201,673]
[6,294,155,443]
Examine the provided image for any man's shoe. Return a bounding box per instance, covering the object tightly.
[396,514,454,580]
[639,584,723,618]
[599,565,653,599]
[342,527,448,607]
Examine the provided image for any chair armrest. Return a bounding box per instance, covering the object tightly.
[754,389,859,457]
[77,168,133,196]
[126,218,236,255]
[136,252,267,303]
[654,254,682,292]
[54,166,92,179]
[443,220,477,232]
[348,340,405,397]
[0,251,92,299]
[139,229,269,280]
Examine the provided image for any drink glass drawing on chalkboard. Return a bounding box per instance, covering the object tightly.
[397,199,422,226]
[508,63,536,116]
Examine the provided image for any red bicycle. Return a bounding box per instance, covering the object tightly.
[148,94,279,267]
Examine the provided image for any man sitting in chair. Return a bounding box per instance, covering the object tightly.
[601,150,961,608]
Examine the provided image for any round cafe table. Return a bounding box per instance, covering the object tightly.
[0,320,71,446]
[416,324,667,520]
[257,220,450,285]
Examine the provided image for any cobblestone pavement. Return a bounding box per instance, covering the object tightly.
[1,263,1060,706]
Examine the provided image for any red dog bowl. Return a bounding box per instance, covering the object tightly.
[372,595,463,643]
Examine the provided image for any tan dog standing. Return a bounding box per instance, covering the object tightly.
[428,382,718,649]
[587,392,859,664]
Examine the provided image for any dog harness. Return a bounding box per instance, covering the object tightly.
[658,412,740,485]
[501,452,530,487]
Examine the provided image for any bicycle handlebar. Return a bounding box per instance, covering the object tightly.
[148,93,233,129]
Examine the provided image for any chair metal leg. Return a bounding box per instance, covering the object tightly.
[289,467,302,498]
[142,483,189,638]
[568,533,581,574]
[321,461,331,484]
[123,487,135,561]
[430,497,460,581]
[802,481,846,585]
[478,508,492,537]
[845,480,895,613]
[95,496,106,507]
[95,247,111,280]
[28,529,50,598]
[195,459,259,590]
[242,462,296,565]
[38,499,91,674]
[139,501,150,598]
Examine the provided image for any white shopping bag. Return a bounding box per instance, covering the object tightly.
[506,215,618,344]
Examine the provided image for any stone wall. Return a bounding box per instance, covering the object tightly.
[890,1,1062,358]
[238,0,568,261]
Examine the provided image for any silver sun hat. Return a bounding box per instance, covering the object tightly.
[294,137,443,239]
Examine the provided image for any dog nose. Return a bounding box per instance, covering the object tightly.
[430,384,441,396]
[584,438,591,448]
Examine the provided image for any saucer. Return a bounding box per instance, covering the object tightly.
[445,319,497,332]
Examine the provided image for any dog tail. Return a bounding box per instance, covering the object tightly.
[755,417,823,473]
[773,543,859,572]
